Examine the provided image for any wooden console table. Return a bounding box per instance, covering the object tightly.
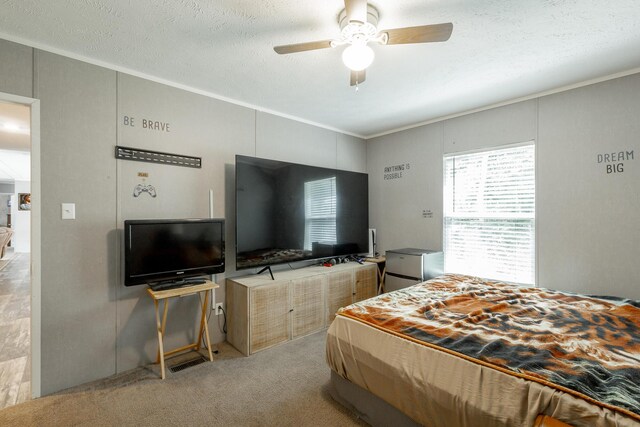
[146,281,219,379]
[226,262,378,356]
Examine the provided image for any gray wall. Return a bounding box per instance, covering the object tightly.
[0,183,16,193]
[368,123,444,253]
[0,38,367,394]
[368,76,640,300]
[34,51,118,394]
[537,77,640,296]
[114,73,256,372]
[0,39,33,98]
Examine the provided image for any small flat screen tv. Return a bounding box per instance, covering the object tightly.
[124,218,225,286]
[235,155,369,270]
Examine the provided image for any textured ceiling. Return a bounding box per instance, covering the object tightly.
[1,1,640,137]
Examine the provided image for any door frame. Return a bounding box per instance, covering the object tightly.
[0,91,41,398]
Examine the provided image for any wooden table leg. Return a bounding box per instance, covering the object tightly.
[156,300,169,361]
[376,266,387,294]
[196,291,206,351]
[153,299,167,379]
[198,291,214,361]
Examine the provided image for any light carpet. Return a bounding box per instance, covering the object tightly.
[0,330,366,426]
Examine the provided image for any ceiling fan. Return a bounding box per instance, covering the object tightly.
[273,0,453,87]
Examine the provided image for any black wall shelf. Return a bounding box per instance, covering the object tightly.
[115,146,201,168]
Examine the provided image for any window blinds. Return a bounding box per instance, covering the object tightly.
[444,144,535,285]
[304,177,337,250]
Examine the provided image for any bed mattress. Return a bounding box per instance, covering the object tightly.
[326,274,640,427]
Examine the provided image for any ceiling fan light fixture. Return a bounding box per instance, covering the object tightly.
[273,2,452,87]
[342,43,374,71]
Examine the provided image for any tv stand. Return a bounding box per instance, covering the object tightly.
[226,262,378,355]
[257,265,275,280]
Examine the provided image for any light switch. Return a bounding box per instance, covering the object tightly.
[61,203,76,220]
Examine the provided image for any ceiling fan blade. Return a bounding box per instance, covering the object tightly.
[382,23,453,45]
[273,40,333,54]
[350,70,366,86]
[344,0,368,24]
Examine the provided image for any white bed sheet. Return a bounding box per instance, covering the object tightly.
[326,314,639,427]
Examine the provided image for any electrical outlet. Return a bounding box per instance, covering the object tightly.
[215,303,224,316]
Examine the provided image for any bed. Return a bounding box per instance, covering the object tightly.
[326,274,640,427]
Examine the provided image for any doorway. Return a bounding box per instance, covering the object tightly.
[0,93,41,407]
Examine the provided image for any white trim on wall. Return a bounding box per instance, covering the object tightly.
[442,139,535,158]
[0,90,41,398]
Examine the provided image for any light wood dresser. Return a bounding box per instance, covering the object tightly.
[226,262,377,355]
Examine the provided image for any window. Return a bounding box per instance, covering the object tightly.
[304,177,337,251]
[443,143,535,285]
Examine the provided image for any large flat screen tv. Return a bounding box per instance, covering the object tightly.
[235,155,369,271]
[124,218,225,286]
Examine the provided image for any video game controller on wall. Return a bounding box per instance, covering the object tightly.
[133,184,157,198]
